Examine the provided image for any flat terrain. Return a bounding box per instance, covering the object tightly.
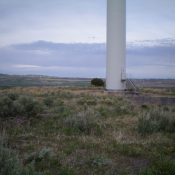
[0,75,175,175]
[133,79,175,88]
[0,74,175,88]
[0,74,91,87]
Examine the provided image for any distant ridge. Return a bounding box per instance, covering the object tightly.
[0,73,92,80]
[0,73,92,87]
[0,73,174,88]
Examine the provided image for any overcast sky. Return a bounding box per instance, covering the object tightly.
[0,0,175,78]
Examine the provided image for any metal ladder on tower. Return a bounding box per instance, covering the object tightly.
[126,79,139,94]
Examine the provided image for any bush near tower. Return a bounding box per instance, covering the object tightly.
[91,78,104,87]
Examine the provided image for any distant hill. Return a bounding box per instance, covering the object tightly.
[0,74,91,87]
[0,74,174,88]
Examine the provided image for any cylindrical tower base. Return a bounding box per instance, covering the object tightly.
[106,0,126,90]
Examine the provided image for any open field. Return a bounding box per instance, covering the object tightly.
[0,74,175,174]
[0,74,175,88]
[0,86,175,175]
[133,79,175,88]
[0,74,91,87]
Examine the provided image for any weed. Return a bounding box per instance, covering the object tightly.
[18,96,43,117]
[0,94,43,119]
[138,108,175,135]
[138,157,175,175]
[59,168,76,175]
[141,105,149,110]
[0,87,174,175]
[53,101,72,117]
[7,92,19,101]
[63,110,102,135]
[24,147,54,164]
[111,142,143,157]
[77,96,97,106]
[91,156,112,166]
[43,96,54,107]
[98,100,133,118]
[0,137,46,175]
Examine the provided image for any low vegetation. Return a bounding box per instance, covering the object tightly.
[138,157,175,175]
[138,108,175,135]
[0,87,174,175]
[91,78,105,87]
[0,137,46,175]
[0,93,42,118]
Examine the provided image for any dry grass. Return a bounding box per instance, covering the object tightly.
[0,87,174,175]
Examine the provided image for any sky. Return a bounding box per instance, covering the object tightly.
[0,0,175,78]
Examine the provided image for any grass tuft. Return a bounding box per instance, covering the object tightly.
[138,157,175,175]
[137,108,175,135]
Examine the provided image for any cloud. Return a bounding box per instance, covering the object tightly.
[127,0,175,41]
[1,0,175,46]
[0,39,175,78]
[0,0,106,46]
[127,65,175,79]
[127,39,175,68]
[13,64,41,68]
[0,41,106,78]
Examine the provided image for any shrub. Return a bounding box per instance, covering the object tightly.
[138,157,175,175]
[0,96,14,118]
[63,110,102,135]
[98,98,134,118]
[18,96,42,117]
[24,148,54,164]
[7,93,19,101]
[91,156,112,166]
[0,139,45,175]
[58,168,76,175]
[91,78,104,87]
[0,95,42,119]
[111,143,143,157]
[77,97,97,106]
[138,108,175,135]
[53,100,72,117]
[43,96,54,107]
[0,144,21,175]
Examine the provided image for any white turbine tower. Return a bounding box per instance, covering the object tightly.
[106,0,126,90]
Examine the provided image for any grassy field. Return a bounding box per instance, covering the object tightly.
[0,74,91,87]
[0,86,175,175]
[0,74,175,88]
